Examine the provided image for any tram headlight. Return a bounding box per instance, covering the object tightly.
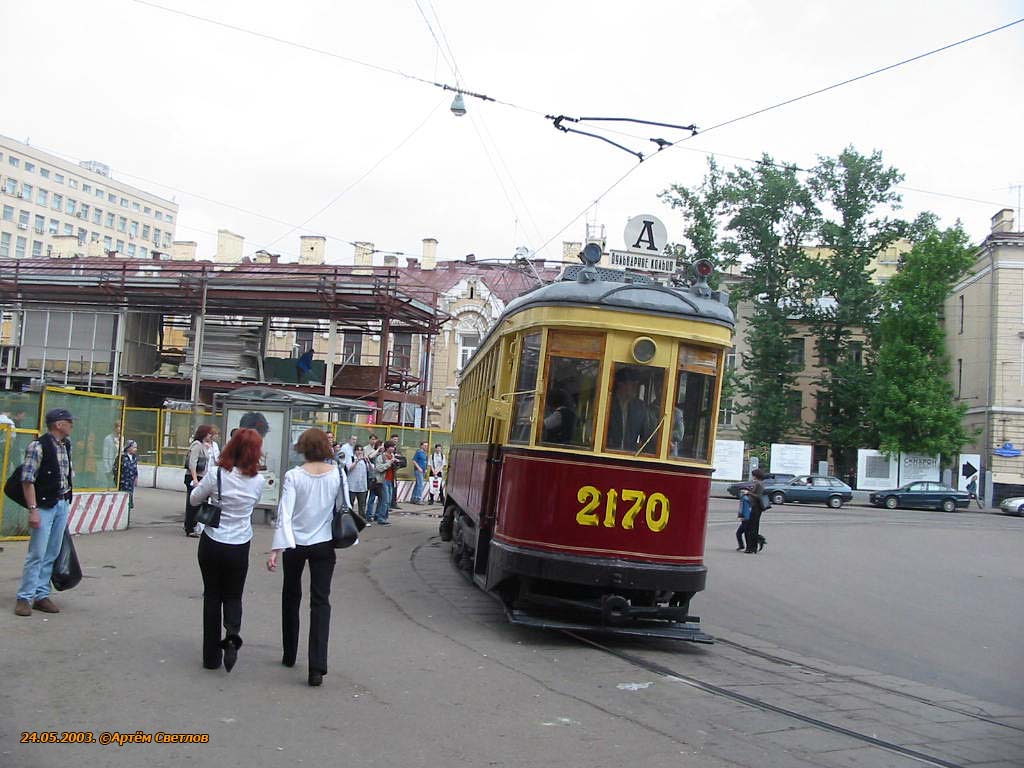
[632,337,657,363]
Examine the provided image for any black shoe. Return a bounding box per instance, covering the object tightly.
[308,671,323,687]
[203,659,222,670]
[744,549,757,554]
[282,655,295,668]
[222,635,242,673]
[757,538,766,552]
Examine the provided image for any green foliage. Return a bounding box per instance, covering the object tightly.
[804,148,905,471]
[660,157,735,274]
[871,224,975,458]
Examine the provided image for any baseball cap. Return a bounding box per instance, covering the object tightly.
[45,408,75,425]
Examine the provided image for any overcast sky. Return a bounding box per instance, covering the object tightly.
[2,0,1022,264]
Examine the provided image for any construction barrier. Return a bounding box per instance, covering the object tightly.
[68,492,131,535]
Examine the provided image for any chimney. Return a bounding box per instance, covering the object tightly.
[299,235,326,265]
[406,257,420,269]
[992,208,1015,234]
[422,237,438,270]
[562,241,582,261]
[353,241,374,275]
[465,254,475,263]
[172,241,198,261]
[383,254,399,267]
[215,229,244,263]
[252,249,272,264]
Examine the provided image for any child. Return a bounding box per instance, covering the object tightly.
[736,490,751,551]
[120,440,139,514]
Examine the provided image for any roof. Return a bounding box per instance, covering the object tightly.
[214,386,375,412]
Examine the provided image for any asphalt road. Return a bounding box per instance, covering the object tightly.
[700,496,1024,710]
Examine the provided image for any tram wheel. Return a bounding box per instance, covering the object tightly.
[452,517,473,572]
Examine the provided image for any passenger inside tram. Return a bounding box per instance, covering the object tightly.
[606,365,663,455]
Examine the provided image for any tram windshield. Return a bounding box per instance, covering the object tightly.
[539,331,602,448]
[604,363,665,456]
[670,345,718,461]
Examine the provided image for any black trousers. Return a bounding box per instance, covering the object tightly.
[183,474,204,533]
[197,533,250,667]
[282,541,337,675]
[746,507,763,551]
[349,490,367,518]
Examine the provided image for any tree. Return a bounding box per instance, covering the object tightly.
[804,148,905,474]
[870,223,975,458]
[660,157,735,281]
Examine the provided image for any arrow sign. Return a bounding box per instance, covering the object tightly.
[961,461,977,478]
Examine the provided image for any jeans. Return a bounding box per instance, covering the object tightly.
[281,541,336,674]
[197,534,250,668]
[366,484,381,522]
[413,470,425,503]
[17,499,70,602]
[377,481,393,523]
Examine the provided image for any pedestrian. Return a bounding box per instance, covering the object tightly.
[102,421,122,487]
[296,348,314,383]
[189,428,266,672]
[184,425,215,537]
[120,440,139,514]
[745,468,768,553]
[338,434,357,466]
[345,444,370,524]
[371,441,399,525]
[736,489,752,551]
[412,441,428,504]
[208,426,222,467]
[0,410,16,429]
[389,441,406,510]
[13,408,75,617]
[428,444,446,504]
[966,477,984,509]
[267,428,350,687]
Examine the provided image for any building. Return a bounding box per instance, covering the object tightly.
[946,208,1024,497]
[0,135,178,261]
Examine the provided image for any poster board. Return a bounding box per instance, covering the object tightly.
[224,407,287,507]
[856,449,898,491]
[957,453,981,491]
[711,439,744,481]
[769,443,812,476]
[898,453,941,484]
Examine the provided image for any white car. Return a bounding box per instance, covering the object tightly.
[999,496,1024,516]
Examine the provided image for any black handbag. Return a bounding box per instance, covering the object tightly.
[759,493,772,511]
[4,465,26,507]
[195,468,222,528]
[332,509,360,548]
[51,528,83,591]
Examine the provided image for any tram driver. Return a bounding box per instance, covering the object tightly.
[606,367,650,452]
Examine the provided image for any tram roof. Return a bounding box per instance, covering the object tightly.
[501,266,735,329]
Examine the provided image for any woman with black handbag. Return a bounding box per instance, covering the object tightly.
[267,428,350,687]
[189,429,265,672]
[184,425,214,537]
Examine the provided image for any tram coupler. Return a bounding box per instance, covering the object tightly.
[600,595,694,624]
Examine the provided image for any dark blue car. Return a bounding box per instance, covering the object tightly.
[764,475,853,508]
[869,482,970,513]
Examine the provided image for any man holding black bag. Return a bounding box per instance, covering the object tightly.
[13,408,75,617]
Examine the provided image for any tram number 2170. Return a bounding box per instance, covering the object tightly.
[576,486,670,532]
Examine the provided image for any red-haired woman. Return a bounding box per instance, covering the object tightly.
[189,428,266,672]
[184,424,215,537]
[267,428,350,687]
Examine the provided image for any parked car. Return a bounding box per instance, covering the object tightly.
[869,482,970,512]
[999,496,1024,516]
[726,473,795,498]
[764,475,853,508]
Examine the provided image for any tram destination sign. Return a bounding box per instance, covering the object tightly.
[608,249,676,274]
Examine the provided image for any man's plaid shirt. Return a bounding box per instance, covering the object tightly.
[21,435,72,496]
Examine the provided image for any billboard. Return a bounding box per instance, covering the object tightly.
[711,439,744,481]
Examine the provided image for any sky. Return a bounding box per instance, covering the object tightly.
[2,0,1022,265]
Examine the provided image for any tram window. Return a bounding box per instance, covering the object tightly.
[604,363,665,456]
[538,331,603,449]
[669,345,718,461]
[508,332,541,444]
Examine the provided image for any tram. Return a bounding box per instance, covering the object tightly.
[440,255,734,641]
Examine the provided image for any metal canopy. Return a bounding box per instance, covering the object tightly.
[216,385,376,413]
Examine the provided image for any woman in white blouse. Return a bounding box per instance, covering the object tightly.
[267,428,350,687]
[188,428,266,673]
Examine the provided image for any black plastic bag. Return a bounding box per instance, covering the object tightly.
[51,529,82,591]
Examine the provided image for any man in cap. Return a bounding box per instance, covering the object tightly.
[14,408,75,617]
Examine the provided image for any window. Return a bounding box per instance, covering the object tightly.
[120,197,128,208]
[15,235,26,258]
[788,338,805,366]
[40,168,49,179]
[142,224,150,239]
[22,183,33,201]
[8,156,19,168]
[77,228,86,244]
[18,209,29,226]
[105,212,115,228]
[116,239,124,252]
[606,361,665,456]
[95,187,103,199]
[32,240,42,257]
[1,205,12,222]
[816,392,830,422]
[0,232,9,257]
[458,332,480,370]
[52,193,62,211]
[786,390,802,421]
[65,198,76,215]
[166,214,174,224]
[957,359,963,398]
[129,221,138,237]
[91,232,100,242]
[103,235,112,250]
[48,218,58,234]
[34,214,45,233]
[80,203,89,218]
[163,232,171,247]
[153,227,161,244]
[82,183,91,193]
[4,178,16,195]
[958,295,964,334]
[69,179,78,189]
[509,333,542,444]
[36,188,47,206]
[107,192,116,203]
[392,332,412,370]
[127,243,136,257]
[156,211,164,221]
[718,397,734,427]
[342,333,362,364]
[54,173,64,183]
[848,341,863,365]
[669,345,718,460]
[92,208,102,224]
[144,206,151,215]
[139,246,148,258]
[24,162,35,172]
[539,331,603,448]
[131,201,140,212]
[63,223,73,235]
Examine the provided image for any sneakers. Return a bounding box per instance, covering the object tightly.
[33,597,59,613]
[377,520,391,526]
[14,599,32,616]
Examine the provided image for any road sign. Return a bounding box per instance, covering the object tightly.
[607,249,675,274]
[961,461,977,478]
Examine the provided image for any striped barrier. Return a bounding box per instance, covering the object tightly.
[68,492,131,535]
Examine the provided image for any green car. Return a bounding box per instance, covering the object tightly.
[764,475,853,509]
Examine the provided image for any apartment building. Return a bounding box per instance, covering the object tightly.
[0,135,178,260]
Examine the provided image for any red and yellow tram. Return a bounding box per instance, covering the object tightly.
[441,261,734,641]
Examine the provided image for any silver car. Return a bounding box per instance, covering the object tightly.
[999,496,1024,516]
